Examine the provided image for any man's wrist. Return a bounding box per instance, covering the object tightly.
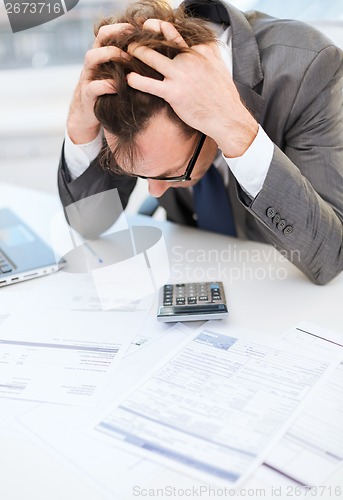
[67,121,101,145]
[224,125,274,198]
[67,83,101,144]
[64,128,103,181]
[219,115,259,158]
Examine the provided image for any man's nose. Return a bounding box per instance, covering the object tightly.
[147,179,170,198]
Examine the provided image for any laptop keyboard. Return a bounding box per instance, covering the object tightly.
[0,251,13,274]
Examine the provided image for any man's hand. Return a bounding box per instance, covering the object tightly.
[127,20,258,157]
[67,23,132,145]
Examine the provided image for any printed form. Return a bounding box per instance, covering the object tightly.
[14,325,191,499]
[94,327,339,488]
[0,272,151,406]
[263,322,343,486]
[0,311,133,406]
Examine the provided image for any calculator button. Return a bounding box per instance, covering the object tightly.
[212,295,222,301]
[187,297,197,304]
[176,283,185,288]
[164,285,173,290]
[176,298,186,305]
[163,300,173,306]
[199,296,208,301]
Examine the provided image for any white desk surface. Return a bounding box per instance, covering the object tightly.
[1,183,342,499]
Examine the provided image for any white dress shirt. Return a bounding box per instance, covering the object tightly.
[64,26,274,199]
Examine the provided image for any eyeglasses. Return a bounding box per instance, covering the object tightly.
[134,132,207,183]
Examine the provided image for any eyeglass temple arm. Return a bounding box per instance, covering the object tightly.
[184,133,207,180]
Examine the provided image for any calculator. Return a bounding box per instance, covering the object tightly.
[157,282,228,322]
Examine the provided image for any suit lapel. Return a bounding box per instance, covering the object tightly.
[222,1,265,122]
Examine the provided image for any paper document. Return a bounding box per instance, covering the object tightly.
[0,272,146,406]
[0,311,132,406]
[15,325,191,498]
[11,271,161,355]
[94,326,338,488]
[263,322,343,486]
[0,289,26,326]
[13,271,152,314]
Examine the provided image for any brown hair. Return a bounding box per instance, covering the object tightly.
[92,0,217,173]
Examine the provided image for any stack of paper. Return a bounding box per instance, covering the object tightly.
[1,272,343,499]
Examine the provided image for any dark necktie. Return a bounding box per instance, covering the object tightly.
[193,165,237,236]
[183,0,231,24]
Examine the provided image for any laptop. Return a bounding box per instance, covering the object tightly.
[0,208,60,287]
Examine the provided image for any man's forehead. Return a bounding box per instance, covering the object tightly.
[104,124,196,175]
[132,138,195,176]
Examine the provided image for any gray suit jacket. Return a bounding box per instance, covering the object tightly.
[58,1,343,285]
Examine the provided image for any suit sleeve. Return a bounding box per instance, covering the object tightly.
[240,45,343,284]
[58,142,137,239]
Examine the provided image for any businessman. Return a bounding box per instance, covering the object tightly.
[58,0,343,285]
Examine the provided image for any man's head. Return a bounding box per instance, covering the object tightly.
[92,0,218,196]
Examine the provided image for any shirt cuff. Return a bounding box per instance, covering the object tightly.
[64,129,103,181]
[223,125,274,198]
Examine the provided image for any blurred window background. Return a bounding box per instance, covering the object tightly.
[0,1,125,69]
[0,0,342,202]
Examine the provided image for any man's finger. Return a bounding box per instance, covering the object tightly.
[87,79,117,99]
[142,18,163,33]
[94,23,134,48]
[143,19,188,48]
[85,46,129,70]
[160,21,189,47]
[128,43,172,76]
[127,72,165,98]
